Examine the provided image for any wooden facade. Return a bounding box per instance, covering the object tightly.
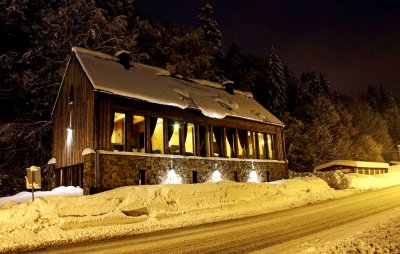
[52,55,94,167]
[52,47,287,189]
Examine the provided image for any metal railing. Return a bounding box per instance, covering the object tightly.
[55,163,83,187]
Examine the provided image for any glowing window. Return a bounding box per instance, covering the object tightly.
[266,134,276,160]
[225,128,236,158]
[184,123,196,156]
[132,115,145,153]
[199,125,210,157]
[212,127,223,157]
[237,130,247,158]
[150,117,164,154]
[258,133,266,159]
[168,120,181,155]
[247,131,256,159]
[111,113,125,151]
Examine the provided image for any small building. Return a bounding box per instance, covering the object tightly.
[314,160,389,175]
[51,47,287,194]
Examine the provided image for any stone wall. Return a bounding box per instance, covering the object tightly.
[82,151,287,194]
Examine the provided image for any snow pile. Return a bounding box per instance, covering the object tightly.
[315,170,400,190]
[315,171,351,189]
[0,178,342,253]
[0,186,83,206]
[291,165,400,190]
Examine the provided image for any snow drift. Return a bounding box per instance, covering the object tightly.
[0,178,339,253]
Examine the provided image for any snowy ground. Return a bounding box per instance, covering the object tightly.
[1,169,400,253]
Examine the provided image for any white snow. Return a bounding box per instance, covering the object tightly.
[315,170,400,190]
[0,186,83,207]
[1,168,400,253]
[72,47,283,125]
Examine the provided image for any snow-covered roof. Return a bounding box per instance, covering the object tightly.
[72,47,284,126]
[314,160,389,171]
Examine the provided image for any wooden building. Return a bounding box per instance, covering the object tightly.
[314,160,389,174]
[51,47,287,193]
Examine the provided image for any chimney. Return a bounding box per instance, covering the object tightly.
[224,83,234,95]
[115,50,131,70]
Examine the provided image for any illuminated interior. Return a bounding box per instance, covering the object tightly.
[184,123,196,155]
[237,130,247,158]
[109,113,277,159]
[199,125,210,157]
[225,128,235,158]
[248,131,256,159]
[258,133,266,159]
[111,113,125,151]
[132,115,145,153]
[151,117,164,154]
[168,121,181,154]
[267,134,274,159]
[212,127,223,157]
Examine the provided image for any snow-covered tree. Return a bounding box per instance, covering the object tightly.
[197,3,223,57]
[253,47,288,118]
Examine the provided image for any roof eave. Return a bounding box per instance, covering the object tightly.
[51,55,72,118]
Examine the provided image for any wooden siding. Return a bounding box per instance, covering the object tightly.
[95,93,285,160]
[52,55,94,167]
[275,126,285,161]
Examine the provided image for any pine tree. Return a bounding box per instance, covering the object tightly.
[283,65,297,111]
[197,3,223,57]
[0,0,140,195]
[196,3,223,80]
[223,40,253,91]
[253,47,288,118]
[347,99,394,161]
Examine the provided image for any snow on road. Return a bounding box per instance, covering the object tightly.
[1,170,400,253]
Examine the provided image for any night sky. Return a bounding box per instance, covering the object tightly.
[136,0,400,96]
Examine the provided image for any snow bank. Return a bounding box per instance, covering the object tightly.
[0,186,83,206]
[304,216,400,254]
[316,170,400,190]
[0,178,340,253]
[291,165,400,190]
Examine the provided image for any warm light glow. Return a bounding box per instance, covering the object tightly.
[174,123,180,129]
[163,169,182,184]
[211,170,223,182]
[115,113,125,121]
[248,170,260,183]
[66,128,73,146]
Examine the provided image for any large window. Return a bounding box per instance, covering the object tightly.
[225,128,236,158]
[111,112,125,151]
[184,123,196,156]
[258,133,266,159]
[150,117,164,154]
[212,126,224,157]
[237,129,247,158]
[168,120,181,155]
[266,134,276,160]
[132,115,145,153]
[199,125,210,157]
[247,131,256,159]
[109,112,279,160]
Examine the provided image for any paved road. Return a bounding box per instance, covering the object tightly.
[30,185,400,253]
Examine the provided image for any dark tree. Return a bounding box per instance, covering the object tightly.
[197,3,223,57]
[253,47,288,118]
